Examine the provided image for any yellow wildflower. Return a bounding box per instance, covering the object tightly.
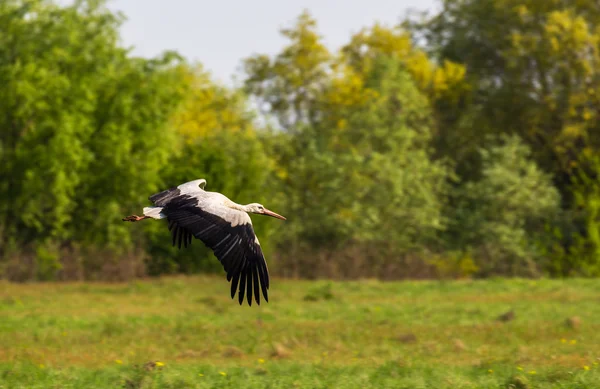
[528,370,536,375]
[219,371,227,376]
[584,366,590,371]
[155,361,165,367]
[560,338,567,343]
[115,359,123,365]
[39,364,45,369]
[517,366,523,371]
[488,369,493,374]
[570,339,577,345]
[258,358,265,364]
[198,373,204,377]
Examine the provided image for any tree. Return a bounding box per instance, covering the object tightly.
[329,57,450,255]
[244,12,450,277]
[447,134,561,276]
[413,0,600,189]
[244,10,331,132]
[341,23,472,164]
[0,0,189,279]
[411,0,600,276]
[243,11,335,262]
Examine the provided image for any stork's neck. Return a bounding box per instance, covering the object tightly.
[224,199,247,212]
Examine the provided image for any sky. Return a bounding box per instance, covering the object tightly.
[101,0,440,85]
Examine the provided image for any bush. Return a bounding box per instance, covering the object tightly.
[445,134,561,276]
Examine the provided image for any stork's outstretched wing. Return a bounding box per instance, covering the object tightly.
[153,193,269,306]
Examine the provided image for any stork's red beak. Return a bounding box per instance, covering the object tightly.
[263,208,286,220]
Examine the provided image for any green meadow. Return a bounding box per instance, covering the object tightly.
[1,276,599,388]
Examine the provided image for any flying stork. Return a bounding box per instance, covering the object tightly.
[122,179,286,306]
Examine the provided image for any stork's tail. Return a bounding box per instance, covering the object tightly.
[143,206,166,220]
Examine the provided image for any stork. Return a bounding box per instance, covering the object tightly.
[122,179,285,306]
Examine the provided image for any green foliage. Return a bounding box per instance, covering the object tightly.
[447,135,561,276]
[0,1,279,279]
[407,0,600,277]
[411,0,600,199]
[244,10,331,131]
[4,1,600,279]
[72,52,189,251]
[337,58,449,253]
[427,251,479,279]
[34,241,62,281]
[245,14,449,270]
[0,0,188,263]
[550,153,600,277]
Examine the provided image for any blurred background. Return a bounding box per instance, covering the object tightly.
[2,1,600,387]
[4,0,600,282]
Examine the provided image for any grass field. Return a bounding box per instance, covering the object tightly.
[1,276,600,388]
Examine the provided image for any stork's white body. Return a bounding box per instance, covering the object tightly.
[143,179,251,229]
[124,178,286,306]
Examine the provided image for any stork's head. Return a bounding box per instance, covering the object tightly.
[245,203,286,220]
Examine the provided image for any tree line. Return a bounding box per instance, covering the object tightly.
[1,0,599,281]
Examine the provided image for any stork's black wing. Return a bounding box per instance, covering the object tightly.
[159,194,269,306]
[149,186,181,207]
[149,187,194,249]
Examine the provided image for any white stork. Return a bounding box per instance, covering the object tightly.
[122,179,285,306]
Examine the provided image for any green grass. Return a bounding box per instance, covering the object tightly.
[1,276,600,388]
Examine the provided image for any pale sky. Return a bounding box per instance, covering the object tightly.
[101,0,440,85]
